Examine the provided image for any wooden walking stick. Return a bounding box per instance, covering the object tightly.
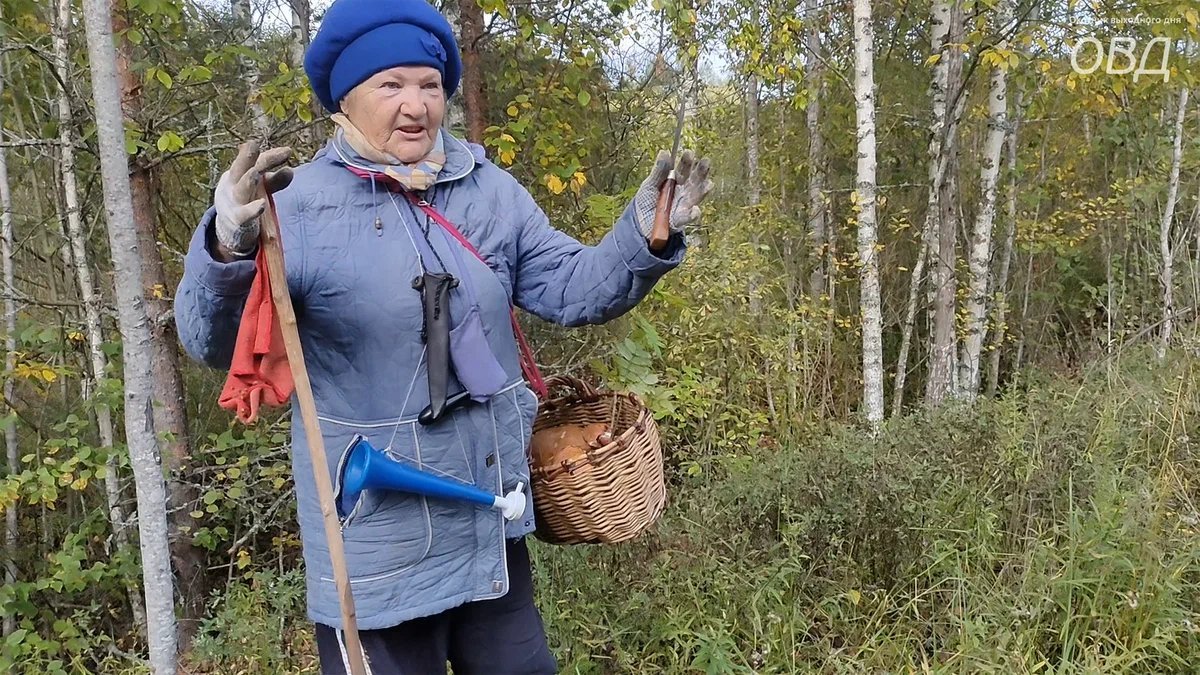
[257,178,368,675]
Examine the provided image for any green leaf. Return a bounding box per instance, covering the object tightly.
[181,65,213,83]
[156,131,185,153]
[155,69,173,89]
[577,90,592,106]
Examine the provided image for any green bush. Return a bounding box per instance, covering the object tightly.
[187,569,316,674]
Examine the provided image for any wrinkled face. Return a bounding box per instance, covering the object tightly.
[340,65,445,163]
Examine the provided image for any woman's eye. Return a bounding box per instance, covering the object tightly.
[381,82,401,90]
[423,83,442,91]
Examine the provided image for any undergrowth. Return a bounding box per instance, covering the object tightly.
[179,354,1200,673]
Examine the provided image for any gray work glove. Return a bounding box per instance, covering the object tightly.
[632,149,714,240]
[213,141,294,255]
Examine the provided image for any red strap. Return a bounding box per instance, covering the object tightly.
[405,193,549,400]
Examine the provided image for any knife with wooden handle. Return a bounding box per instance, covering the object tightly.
[650,89,687,252]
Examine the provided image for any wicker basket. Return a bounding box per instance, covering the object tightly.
[529,375,666,545]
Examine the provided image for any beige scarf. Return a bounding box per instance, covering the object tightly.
[331,113,445,191]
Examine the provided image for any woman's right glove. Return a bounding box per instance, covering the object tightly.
[214,141,294,256]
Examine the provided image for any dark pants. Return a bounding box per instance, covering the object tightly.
[315,537,556,674]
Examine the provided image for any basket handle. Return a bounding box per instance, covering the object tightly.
[543,374,600,401]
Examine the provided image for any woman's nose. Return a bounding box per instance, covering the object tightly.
[398,87,426,118]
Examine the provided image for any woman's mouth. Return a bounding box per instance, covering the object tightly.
[396,125,426,138]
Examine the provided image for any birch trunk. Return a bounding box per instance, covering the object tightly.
[986,101,1021,397]
[289,0,310,73]
[746,0,761,210]
[0,15,16,638]
[853,0,884,425]
[289,0,317,147]
[805,0,827,297]
[233,0,270,138]
[959,1,1011,398]
[53,0,146,630]
[892,227,932,415]
[926,0,963,406]
[80,0,178,670]
[111,4,207,643]
[747,53,763,314]
[1159,87,1188,358]
[921,0,952,404]
[748,74,761,206]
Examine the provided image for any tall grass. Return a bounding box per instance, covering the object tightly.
[535,353,1200,673]
[186,353,1200,673]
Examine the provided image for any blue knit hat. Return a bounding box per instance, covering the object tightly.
[304,0,462,113]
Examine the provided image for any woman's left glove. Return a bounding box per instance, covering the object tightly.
[632,149,713,240]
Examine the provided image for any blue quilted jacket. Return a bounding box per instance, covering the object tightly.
[174,131,686,629]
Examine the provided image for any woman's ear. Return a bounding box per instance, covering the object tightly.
[339,86,362,122]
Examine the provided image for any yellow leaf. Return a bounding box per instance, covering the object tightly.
[151,284,166,299]
[924,53,942,67]
[506,105,519,117]
[42,369,57,383]
[546,175,566,195]
[499,150,515,165]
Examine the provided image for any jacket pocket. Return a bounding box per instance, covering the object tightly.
[317,417,433,582]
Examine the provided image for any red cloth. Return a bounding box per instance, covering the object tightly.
[218,245,294,423]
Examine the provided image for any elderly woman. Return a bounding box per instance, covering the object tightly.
[175,0,711,671]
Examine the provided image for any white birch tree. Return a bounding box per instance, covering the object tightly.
[1159,87,1189,358]
[805,0,826,297]
[892,230,931,415]
[234,0,270,138]
[853,0,884,425]
[53,0,146,629]
[80,0,178,670]
[987,96,1022,397]
[0,2,16,638]
[924,0,960,406]
[959,0,1012,398]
